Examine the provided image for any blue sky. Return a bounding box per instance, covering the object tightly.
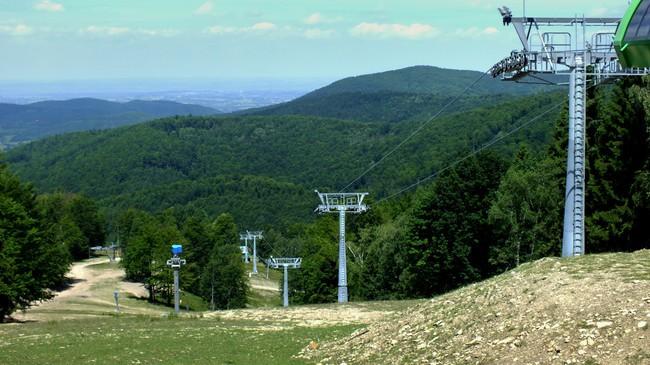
[0,0,630,81]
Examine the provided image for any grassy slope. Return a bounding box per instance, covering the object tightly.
[0,255,416,365]
[2,251,648,365]
[0,315,356,365]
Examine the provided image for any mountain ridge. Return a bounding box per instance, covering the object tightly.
[0,98,219,146]
[243,65,557,122]
[6,91,562,227]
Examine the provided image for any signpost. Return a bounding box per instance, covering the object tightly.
[113,290,120,313]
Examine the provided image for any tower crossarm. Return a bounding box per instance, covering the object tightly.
[515,17,620,26]
[267,257,302,269]
[314,190,369,213]
[493,7,627,80]
[245,230,263,240]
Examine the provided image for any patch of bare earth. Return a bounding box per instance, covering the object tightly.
[14,258,157,322]
[249,274,279,294]
[205,302,397,329]
[303,250,650,365]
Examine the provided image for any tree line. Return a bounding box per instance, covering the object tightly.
[0,166,105,321]
[116,209,247,310]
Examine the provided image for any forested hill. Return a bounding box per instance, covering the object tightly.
[245,66,557,122]
[304,66,542,97]
[6,91,562,227]
[0,98,219,145]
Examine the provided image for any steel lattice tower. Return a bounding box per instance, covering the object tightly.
[492,7,648,257]
[267,257,302,307]
[243,230,263,274]
[315,190,368,303]
[239,233,250,263]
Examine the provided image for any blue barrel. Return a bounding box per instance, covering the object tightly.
[171,244,183,255]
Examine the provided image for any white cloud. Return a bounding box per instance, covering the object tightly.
[195,1,215,15]
[153,29,180,37]
[305,13,322,25]
[350,22,439,40]
[34,0,64,12]
[206,22,277,35]
[137,29,180,37]
[303,28,334,39]
[454,26,499,38]
[0,24,34,36]
[251,22,276,31]
[79,26,180,37]
[206,25,237,34]
[83,26,130,36]
[304,12,342,25]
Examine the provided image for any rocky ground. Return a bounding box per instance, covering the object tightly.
[302,250,650,365]
[206,301,402,329]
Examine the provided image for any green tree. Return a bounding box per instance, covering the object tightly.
[353,215,410,300]
[397,152,507,297]
[37,192,106,260]
[181,215,212,294]
[291,218,339,304]
[68,195,106,253]
[628,77,650,248]
[488,146,562,271]
[119,209,184,303]
[200,213,247,309]
[0,162,69,321]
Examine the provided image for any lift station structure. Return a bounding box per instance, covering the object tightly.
[491,4,649,257]
[267,257,302,307]
[315,190,368,303]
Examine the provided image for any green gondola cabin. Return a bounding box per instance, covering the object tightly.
[615,0,650,68]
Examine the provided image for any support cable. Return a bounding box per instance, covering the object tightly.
[339,70,490,193]
[376,79,600,204]
[375,94,578,204]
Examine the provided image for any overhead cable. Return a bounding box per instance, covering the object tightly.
[338,69,490,193]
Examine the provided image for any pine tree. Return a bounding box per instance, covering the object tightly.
[587,79,648,252]
[397,152,507,297]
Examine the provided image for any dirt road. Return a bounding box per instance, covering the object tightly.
[14,257,159,322]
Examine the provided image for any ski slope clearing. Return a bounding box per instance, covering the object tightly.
[13,258,162,322]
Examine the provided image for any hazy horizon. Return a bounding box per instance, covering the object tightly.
[0,0,627,81]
